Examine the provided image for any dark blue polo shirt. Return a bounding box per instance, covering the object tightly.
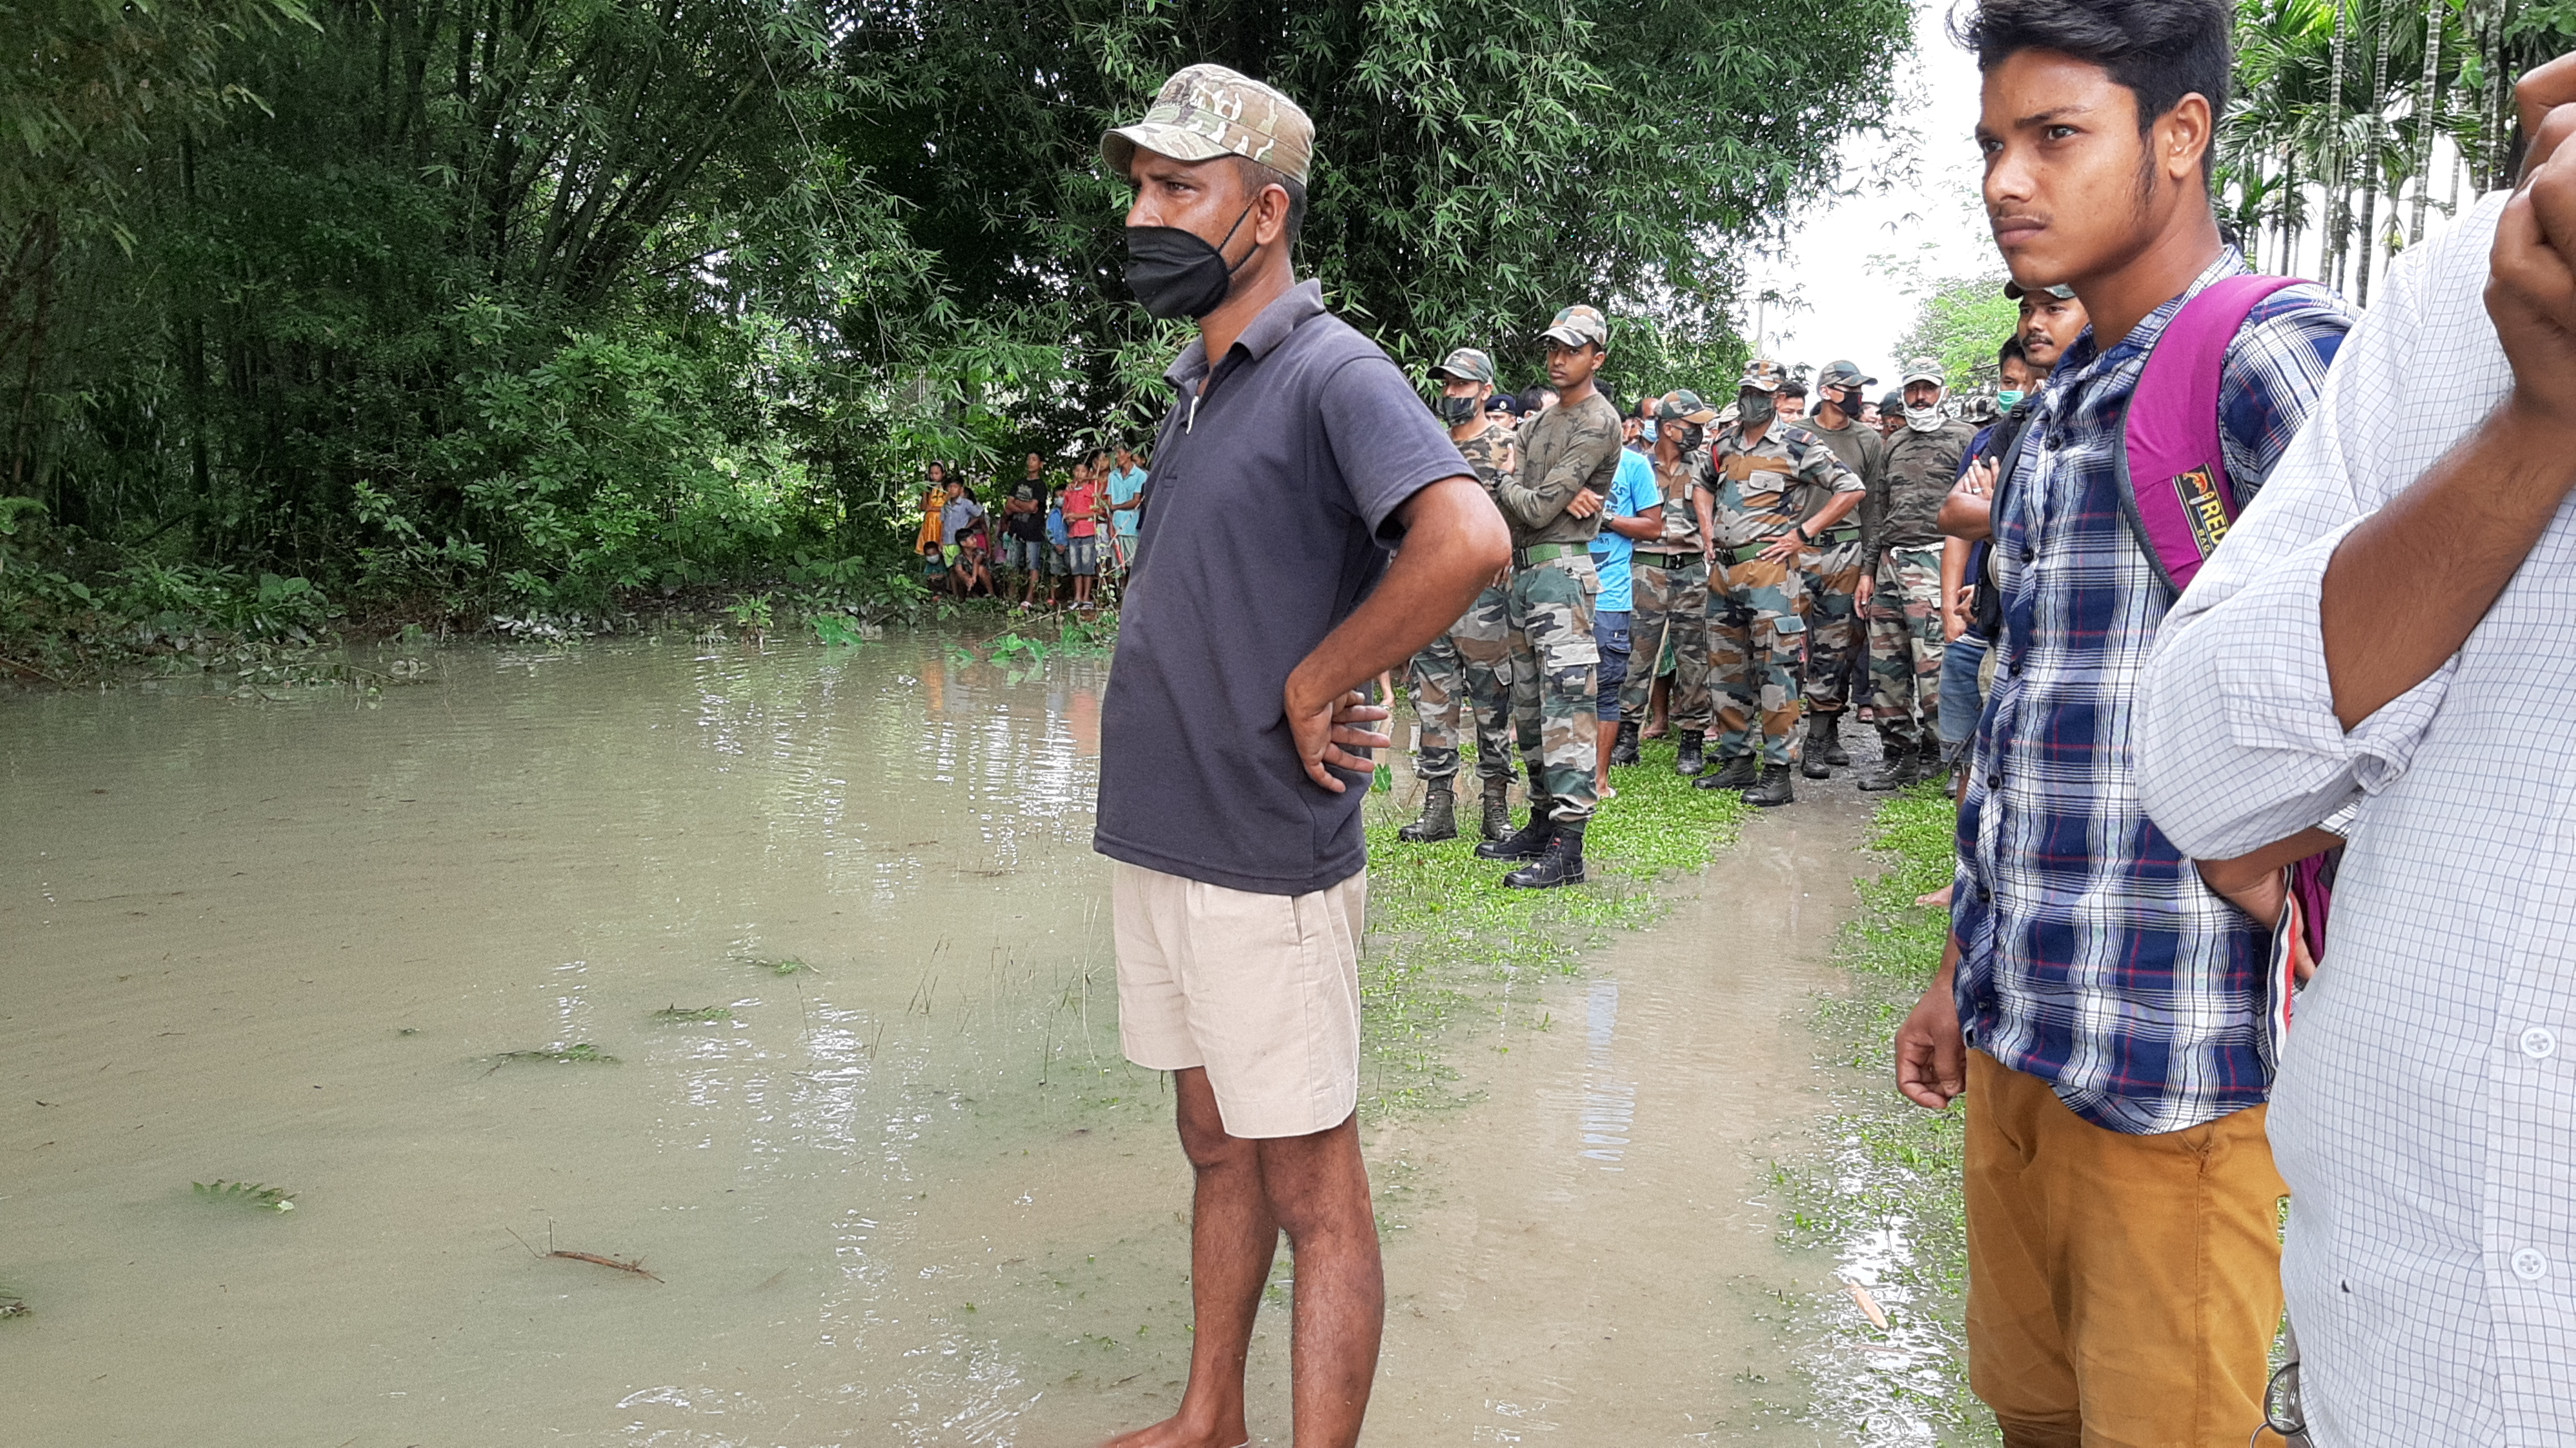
[1095,280,1468,895]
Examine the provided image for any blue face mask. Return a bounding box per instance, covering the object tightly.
[1997,389,2026,410]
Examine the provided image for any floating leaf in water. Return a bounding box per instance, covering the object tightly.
[0,1297,27,1319]
[747,957,816,977]
[193,1179,297,1212]
[651,1004,734,1023]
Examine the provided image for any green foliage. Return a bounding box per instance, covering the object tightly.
[1892,274,2019,394]
[191,1178,297,1212]
[487,1043,617,1070]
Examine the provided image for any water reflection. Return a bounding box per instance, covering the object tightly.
[1577,979,1636,1168]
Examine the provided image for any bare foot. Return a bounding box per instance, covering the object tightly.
[1640,721,1670,740]
[1098,1415,1247,1448]
[1915,883,1953,909]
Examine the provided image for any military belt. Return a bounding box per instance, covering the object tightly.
[1513,542,1587,568]
[1816,525,1861,545]
[1632,549,1698,570]
[1719,540,1790,566]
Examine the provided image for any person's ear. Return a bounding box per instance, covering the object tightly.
[2161,93,2213,188]
[1254,182,1289,248]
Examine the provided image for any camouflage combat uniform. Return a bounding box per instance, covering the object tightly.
[1706,420,1858,768]
[1796,417,1884,716]
[1409,422,1518,783]
[1860,414,1978,746]
[1621,444,1715,731]
[1496,389,1621,821]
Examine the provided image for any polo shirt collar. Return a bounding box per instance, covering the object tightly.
[1163,279,1328,390]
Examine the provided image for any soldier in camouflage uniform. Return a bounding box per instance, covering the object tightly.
[1857,356,1978,790]
[1793,360,1885,779]
[1609,391,1719,771]
[1696,360,1860,807]
[1473,304,1623,888]
[1399,346,1520,844]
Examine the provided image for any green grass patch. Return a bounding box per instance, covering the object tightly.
[485,1043,618,1072]
[651,1004,735,1023]
[1354,737,1751,1111]
[1780,783,1991,1444]
[192,1179,297,1213]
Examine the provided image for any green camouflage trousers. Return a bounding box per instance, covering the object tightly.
[1799,538,1866,714]
[1861,545,1947,744]
[1707,552,1807,766]
[1506,553,1600,821]
[1620,556,1711,730]
[1408,583,1515,781]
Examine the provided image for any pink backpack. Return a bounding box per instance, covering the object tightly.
[2119,274,2337,1039]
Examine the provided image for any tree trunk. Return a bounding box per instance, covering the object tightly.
[2410,0,2445,243]
[2327,0,2352,289]
[2359,0,2395,304]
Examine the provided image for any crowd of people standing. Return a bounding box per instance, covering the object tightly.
[913,444,1151,607]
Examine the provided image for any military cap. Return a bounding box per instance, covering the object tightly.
[1879,390,1905,413]
[2004,279,2077,301]
[1434,347,1496,383]
[1102,64,1314,185]
[1900,355,1946,387]
[1737,359,1786,394]
[1540,304,1609,349]
[1483,393,1518,414]
[1656,389,1719,425]
[1816,358,1877,389]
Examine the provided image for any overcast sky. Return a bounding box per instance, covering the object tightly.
[1750,1,1999,391]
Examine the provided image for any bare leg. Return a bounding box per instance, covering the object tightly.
[1103,1069,1275,1448]
[1594,717,1617,796]
[1916,760,1971,907]
[1260,1114,1383,1448]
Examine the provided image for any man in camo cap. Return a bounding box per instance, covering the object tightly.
[1612,389,1719,771]
[1697,359,1859,806]
[1474,303,1622,887]
[1094,60,1510,1448]
[1398,345,1521,845]
[1793,360,1885,778]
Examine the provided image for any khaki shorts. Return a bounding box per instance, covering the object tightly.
[1111,860,1366,1139]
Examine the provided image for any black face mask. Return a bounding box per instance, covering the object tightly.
[1123,202,1257,321]
[1663,422,1702,455]
[1436,394,1482,425]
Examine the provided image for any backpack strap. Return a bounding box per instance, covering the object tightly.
[2114,274,2304,598]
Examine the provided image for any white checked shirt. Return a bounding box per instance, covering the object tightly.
[2138,190,2576,1445]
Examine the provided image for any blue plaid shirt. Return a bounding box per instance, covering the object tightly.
[1952,251,2352,1135]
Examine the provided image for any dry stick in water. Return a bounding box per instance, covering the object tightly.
[508,1226,664,1283]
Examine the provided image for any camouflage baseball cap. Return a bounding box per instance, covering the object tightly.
[1102,64,1314,185]
[1816,358,1877,389]
[2003,279,2076,301]
[1737,359,1786,394]
[1900,355,1946,387]
[1656,389,1719,425]
[1539,304,1609,349]
[1434,347,1496,383]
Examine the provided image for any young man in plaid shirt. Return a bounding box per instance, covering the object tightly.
[1895,2,2353,1442]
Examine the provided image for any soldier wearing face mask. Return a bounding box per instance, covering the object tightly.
[1789,360,1885,778]
[1855,356,1978,789]
[1397,347,1521,844]
[1695,360,1860,806]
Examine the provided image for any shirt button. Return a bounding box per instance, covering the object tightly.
[2521,1026,2558,1060]
[2512,1247,2550,1282]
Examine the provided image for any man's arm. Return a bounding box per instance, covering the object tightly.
[1284,476,1512,791]
[1895,933,1965,1109]
[1495,418,1613,531]
[1939,458,1996,540]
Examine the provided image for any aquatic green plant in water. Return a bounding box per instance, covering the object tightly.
[1777,785,1991,1444]
[192,1180,297,1213]
[1355,738,1751,1111]
[746,957,816,977]
[652,1005,735,1023]
[487,1043,618,1071]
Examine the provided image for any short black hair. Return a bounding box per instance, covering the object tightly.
[1778,381,1809,400]
[1997,333,2028,369]
[1952,0,2232,187]
[1229,156,1307,246]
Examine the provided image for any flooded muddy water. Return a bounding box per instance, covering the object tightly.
[0,634,1882,1445]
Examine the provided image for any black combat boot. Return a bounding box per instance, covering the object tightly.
[1609,720,1640,767]
[1745,762,1796,807]
[1397,777,1457,843]
[1858,733,1918,792]
[1694,753,1758,791]
[1479,775,1514,843]
[1502,817,1587,889]
[1474,794,1554,860]
[1801,715,1835,779]
[1822,711,1852,766]
[1917,743,1953,791]
[1673,728,1706,776]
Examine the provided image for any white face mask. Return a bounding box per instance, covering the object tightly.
[1903,401,1946,434]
